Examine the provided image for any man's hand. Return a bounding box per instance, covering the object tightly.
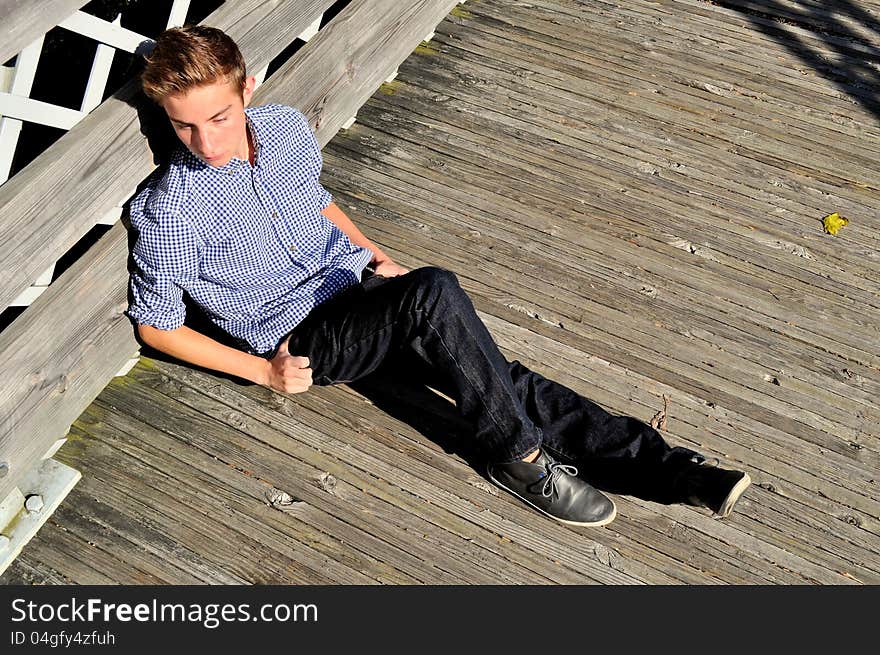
[265,337,313,393]
[373,257,409,277]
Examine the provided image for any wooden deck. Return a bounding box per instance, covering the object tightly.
[4,0,879,584]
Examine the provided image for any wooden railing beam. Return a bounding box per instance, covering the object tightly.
[0,0,90,66]
[263,1,462,146]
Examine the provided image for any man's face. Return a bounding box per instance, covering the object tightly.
[161,76,256,167]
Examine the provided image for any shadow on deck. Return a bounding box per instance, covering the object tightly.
[4,0,879,585]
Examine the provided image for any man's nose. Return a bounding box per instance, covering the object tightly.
[193,128,212,153]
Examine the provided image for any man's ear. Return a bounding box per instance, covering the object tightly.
[242,75,257,107]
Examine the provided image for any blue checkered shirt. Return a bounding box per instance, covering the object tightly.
[126,103,373,356]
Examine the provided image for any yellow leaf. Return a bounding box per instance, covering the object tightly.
[822,212,849,235]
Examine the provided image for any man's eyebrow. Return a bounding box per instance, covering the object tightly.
[168,105,232,126]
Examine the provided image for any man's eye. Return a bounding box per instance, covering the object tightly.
[214,117,227,123]
[175,124,191,130]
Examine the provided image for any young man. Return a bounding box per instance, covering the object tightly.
[128,26,751,529]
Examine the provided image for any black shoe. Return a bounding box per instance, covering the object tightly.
[487,450,617,527]
[679,457,751,519]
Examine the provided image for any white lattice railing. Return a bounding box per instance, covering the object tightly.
[0,0,329,369]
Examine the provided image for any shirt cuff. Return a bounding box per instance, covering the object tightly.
[316,183,333,211]
[126,305,186,331]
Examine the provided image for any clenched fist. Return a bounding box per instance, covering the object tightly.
[265,337,313,394]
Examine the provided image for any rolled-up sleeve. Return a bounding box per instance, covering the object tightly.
[126,206,199,330]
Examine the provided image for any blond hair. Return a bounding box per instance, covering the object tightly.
[141,25,246,102]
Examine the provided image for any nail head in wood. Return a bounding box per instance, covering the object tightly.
[25,494,44,513]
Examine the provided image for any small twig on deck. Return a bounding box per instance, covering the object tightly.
[650,394,669,431]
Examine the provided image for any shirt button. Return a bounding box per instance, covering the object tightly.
[290,244,297,252]
[272,211,278,219]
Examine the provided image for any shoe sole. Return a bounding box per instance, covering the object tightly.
[487,469,617,527]
[713,472,751,519]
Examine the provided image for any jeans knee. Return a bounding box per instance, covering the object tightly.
[408,266,464,315]
[412,266,460,292]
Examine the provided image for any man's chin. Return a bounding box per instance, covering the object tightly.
[197,154,230,167]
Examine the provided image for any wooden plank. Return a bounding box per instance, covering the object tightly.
[0,221,140,505]
[293,366,813,583]
[459,7,880,186]
[261,0,462,142]
[68,404,424,584]
[446,1,880,224]
[141,320,864,584]
[628,497,862,585]
[46,501,207,584]
[44,484,239,584]
[437,4,880,255]
[330,60,880,390]
[0,0,88,66]
[336,375,823,584]
[80,434,420,585]
[61,427,338,584]
[478,317,880,580]
[88,377,527,584]
[62,421,372,584]
[360,66,876,302]
[322,135,880,576]
[243,346,803,584]
[340,224,874,581]
[707,0,880,47]
[213,394,711,584]
[526,0,880,108]
[320,123,880,504]
[348,86,880,358]
[10,522,120,584]
[0,555,72,585]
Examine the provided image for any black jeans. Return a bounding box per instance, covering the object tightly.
[264,266,701,503]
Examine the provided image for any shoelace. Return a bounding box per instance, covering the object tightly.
[690,454,720,468]
[539,462,579,498]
